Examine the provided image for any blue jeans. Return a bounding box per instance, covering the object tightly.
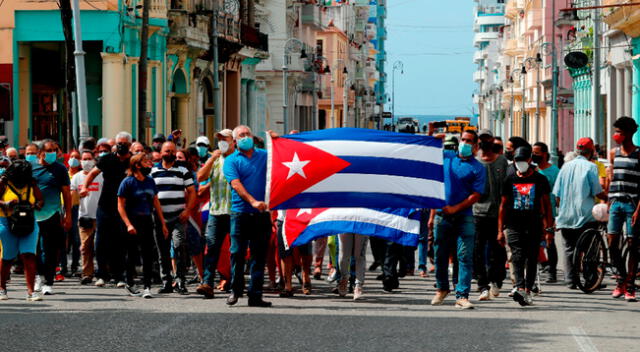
[433,214,475,299]
[608,200,639,237]
[417,210,430,271]
[229,212,271,299]
[203,214,230,286]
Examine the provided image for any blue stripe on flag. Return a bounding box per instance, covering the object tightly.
[284,128,442,148]
[338,156,444,182]
[291,220,419,247]
[275,192,446,210]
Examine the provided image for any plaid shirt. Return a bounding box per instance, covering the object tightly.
[209,156,232,215]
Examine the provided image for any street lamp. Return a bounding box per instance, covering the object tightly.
[392,60,404,130]
[282,38,307,134]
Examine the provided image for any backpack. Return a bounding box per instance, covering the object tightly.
[3,183,35,237]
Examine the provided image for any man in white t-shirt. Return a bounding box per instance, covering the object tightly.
[70,150,103,285]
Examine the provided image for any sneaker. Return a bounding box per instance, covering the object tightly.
[508,287,517,297]
[513,289,527,306]
[142,288,153,299]
[26,292,42,302]
[95,278,106,287]
[431,290,450,306]
[116,281,126,288]
[158,282,174,294]
[80,277,93,285]
[625,290,637,302]
[525,292,534,306]
[124,285,141,297]
[248,297,272,307]
[353,284,363,300]
[41,285,53,296]
[0,289,7,300]
[612,285,626,298]
[337,279,348,297]
[327,269,338,283]
[176,282,189,295]
[478,289,491,301]
[531,285,541,296]
[34,276,42,292]
[490,284,500,297]
[54,273,65,282]
[455,298,474,309]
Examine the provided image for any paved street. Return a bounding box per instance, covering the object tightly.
[1,241,638,352]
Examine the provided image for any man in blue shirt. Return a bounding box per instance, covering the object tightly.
[223,125,272,307]
[430,131,486,309]
[554,138,606,289]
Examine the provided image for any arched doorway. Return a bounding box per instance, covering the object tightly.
[170,68,188,133]
[200,76,215,137]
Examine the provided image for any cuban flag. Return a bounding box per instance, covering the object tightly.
[266,128,445,210]
[282,207,421,249]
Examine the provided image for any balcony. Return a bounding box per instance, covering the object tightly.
[167,11,210,50]
[474,71,487,82]
[502,38,524,56]
[217,12,241,43]
[505,0,525,18]
[525,8,542,33]
[241,24,269,52]
[301,4,325,30]
[473,31,499,47]
[150,0,167,18]
[366,23,377,40]
[474,50,486,63]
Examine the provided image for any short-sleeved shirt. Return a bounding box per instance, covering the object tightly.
[502,170,551,230]
[538,164,560,218]
[473,154,508,218]
[150,163,194,221]
[553,156,602,229]
[594,160,607,179]
[209,156,232,215]
[0,182,36,217]
[96,153,130,213]
[71,171,103,219]
[223,148,268,213]
[32,161,70,222]
[117,176,158,217]
[442,150,486,216]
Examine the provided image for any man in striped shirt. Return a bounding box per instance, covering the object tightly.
[151,141,196,295]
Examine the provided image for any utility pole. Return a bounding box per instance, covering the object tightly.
[550,0,560,163]
[138,0,150,142]
[212,0,221,131]
[591,0,602,144]
[59,0,75,148]
[71,0,89,143]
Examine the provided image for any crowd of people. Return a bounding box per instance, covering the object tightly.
[0,118,637,309]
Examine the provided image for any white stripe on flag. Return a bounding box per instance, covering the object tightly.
[307,208,420,235]
[303,174,445,200]
[306,140,443,165]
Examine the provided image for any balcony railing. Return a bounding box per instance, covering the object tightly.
[218,12,240,43]
[168,10,210,50]
[301,4,325,29]
[241,24,268,52]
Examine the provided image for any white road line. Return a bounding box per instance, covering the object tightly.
[569,327,599,352]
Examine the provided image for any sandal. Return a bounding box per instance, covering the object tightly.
[302,283,312,295]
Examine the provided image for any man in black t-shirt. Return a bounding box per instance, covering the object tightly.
[81,132,132,287]
[498,146,553,307]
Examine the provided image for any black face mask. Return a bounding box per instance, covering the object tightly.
[162,154,176,163]
[531,154,543,165]
[479,141,494,151]
[492,144,503,154]
[140,167,152,176]
[116,143,129,156]
[505,150,514,161]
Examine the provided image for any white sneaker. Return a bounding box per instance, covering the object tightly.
[478,289,491,301]
[525,292,534,306]
[116,281,127,288]
[26,292,43,302]
[508,287,517,297]
[490,283,500,297]
[41,285,53,295]
[34,276,42,292]
[142,288,153,299]
[353,284,363,300]
[326,269,338,283]
[0,288,8,300]
[95,278,106,287]
[455,298,475,309]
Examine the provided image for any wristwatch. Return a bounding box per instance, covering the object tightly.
[544,227,555,233]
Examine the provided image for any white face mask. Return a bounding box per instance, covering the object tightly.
[81,160,95,172]
[218,141,230,154]
[515,161,530,173]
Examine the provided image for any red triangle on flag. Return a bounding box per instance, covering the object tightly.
[283,208,329,248]
[269,137,350,208]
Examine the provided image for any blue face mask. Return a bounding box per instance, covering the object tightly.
[0,168,5,176]
[44,152,57,165]
[99,152,108,158]
[197,146,208,158]
[25,154,37,163]
[237,137,254,151]
[458,142,473,158]
[68,157,80,168]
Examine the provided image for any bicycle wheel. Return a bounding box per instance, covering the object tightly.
[573,229,607,293]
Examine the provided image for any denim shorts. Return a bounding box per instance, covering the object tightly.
[608,200,639,238]
[0,217,39,260]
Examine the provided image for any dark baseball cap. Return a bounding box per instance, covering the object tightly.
[152,133,166,142]
[514,146,532,162]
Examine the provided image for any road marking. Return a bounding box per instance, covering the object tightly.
[569,327,599,352]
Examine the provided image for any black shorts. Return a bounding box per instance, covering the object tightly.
[276,220,311,259]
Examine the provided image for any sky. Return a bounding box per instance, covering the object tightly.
[385,0,476,117]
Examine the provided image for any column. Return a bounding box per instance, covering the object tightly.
[607,67,617,150]
[101,52,126,140]
[18,44,31,145]
[616,67,624,119]
[634,59,640,145]
[176,95,190,137]
[625,65,633,117]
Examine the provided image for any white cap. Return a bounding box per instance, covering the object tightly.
[215,129,233,139]
[196,136,210,146]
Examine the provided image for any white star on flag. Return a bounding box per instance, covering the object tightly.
[282,152,311,180]
[297,208,313,216]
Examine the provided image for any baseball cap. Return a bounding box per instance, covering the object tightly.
[576,137,594,151]
[514,146,532,161]
[152,133,166,142]
[215,129,233,139]
[478,129,493,139]
[196,136,210,146]
[443,135,459,147]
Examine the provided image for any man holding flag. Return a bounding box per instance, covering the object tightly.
[430,130,486,309]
